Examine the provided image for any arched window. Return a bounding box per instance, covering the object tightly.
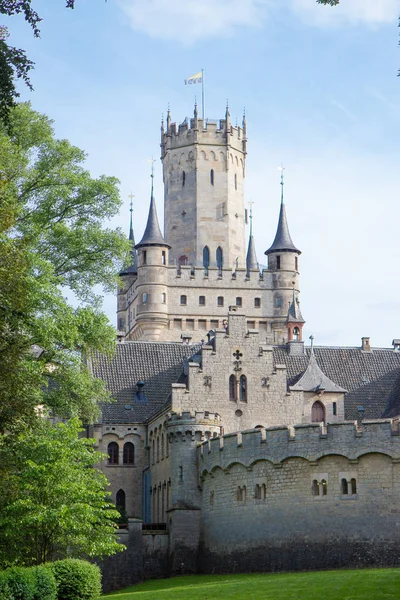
[161,433,165,460]
[156,437,160,462]
[107,442,119,465]
[229,374,236,401]
[123,442,134,465]
[234,173,237,190]
[182,171,185,186]
[216,246,223,270]
[116,489,126,514]
[311,400,325,423]
[255,484,260,499]
[203,246,210,269]
[152,439,155,465]
[351,478,357,494]
[239,375,247,402]
[293,326,300,341]
[321,479,327,496]
[210,169,214,185]
[312,480,319,496]
[341,478,348,495]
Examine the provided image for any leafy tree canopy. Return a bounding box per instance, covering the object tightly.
[0,418,123,566]
[0,102,130,431]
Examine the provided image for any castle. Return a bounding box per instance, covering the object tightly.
[91,105,400,591]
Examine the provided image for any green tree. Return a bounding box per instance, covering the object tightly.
[0,418,123,567]
[0,102,130,432]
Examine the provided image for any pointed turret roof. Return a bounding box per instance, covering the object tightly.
[265,168,300,255]
[286,289,305,324]
[136,166,171,249]
[290,342,347,393]
[246,204,258,273]
[120,198,138,276]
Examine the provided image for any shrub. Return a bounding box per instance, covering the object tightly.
[2,567,36,600]
[50,559,102,600]
[0,571,12,600]
[32,566,57,600]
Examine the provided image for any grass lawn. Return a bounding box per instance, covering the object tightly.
[100,568,400,599]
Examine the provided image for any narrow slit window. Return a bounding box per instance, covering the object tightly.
[162,251,166,265]
[229,374,236,401]
[210,169,214,185]
[182,171,185,186]
[234,173,237,190]
[239,375,247,402]
[276,256,281,270]
[312,480,319,496]
[341,478,348,495]
[351,478,357,495]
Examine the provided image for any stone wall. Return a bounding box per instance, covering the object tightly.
[198,419,400,573]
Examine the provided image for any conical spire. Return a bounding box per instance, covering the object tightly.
[136,161,171,249]
[286,287,305,324]
[265,167,300,255]
[120,194,138,276]
[246,203,258,273]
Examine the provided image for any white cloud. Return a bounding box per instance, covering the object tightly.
[117,0,269,43]
[117,0,399,42]
[291,0,399,26]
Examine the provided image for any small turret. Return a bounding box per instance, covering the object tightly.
[265,167,300,258]
[119,195,138,276]
[136,164,170,250]
[286,287,305,342]
[246,203,258,276]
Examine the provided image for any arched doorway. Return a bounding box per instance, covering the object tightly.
[311,400,325,423]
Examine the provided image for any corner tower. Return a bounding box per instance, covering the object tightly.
[161,104,247,270]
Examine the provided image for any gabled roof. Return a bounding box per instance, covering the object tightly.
[265,202,300,255]
[290,351,346,393]
[91,341,201,423]
[273,346,400,420]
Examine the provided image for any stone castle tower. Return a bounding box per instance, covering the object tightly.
[117,105,305,344]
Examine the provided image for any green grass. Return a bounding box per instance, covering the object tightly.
[100,568,400,599]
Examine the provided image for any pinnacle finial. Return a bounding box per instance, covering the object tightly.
[309,335,315,353]
[194,97,198,118]
[279,164,285,204]
[128,191,134,229]
[248,200,254,237]
[149,157,155,198]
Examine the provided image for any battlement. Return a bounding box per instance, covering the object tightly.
[198,419,400,473]
[170,265,269,287]
[167,411,221,425]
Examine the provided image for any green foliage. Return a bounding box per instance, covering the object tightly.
[0,419,123,567]
[50,559,102,600]
[32,566,57,600]
[0,102,130,431]
[0,571,12,600]
[1,567,36,600]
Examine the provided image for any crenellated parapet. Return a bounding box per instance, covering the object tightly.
[167,411,222,442]
[198,419,400,476]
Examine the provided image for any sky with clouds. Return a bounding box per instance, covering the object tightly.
[6,0,400,348]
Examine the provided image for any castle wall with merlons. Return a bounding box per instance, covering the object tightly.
[197,419,400,572]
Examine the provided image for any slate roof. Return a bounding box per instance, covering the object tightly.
[286,294,305,324]
[246,234,258,272]
[119,219,138,276]
[136,194,170,249]
[91,341,201,423]
[290,351,347,393]
[382,370,400,418]
[265,202,300,255]
[273,346,400,420]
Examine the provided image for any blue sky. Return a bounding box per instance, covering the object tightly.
[6,0,400,347]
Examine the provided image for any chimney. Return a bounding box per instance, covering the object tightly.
[392,339,400,352]
[361,337,371,352]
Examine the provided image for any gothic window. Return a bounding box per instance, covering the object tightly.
[210,169,214,185]
[203,246,210,269]
[216,246,223,270]
[234,173,237,190]
[180,295,187,305]
[116,489,126,514]
[321,479,327,496]
[182,171,185,186]
[239,375,247,402]
[341,478,348,495]
[156,437,160,462]
[152,439,155,465]
[311,401,325,423]
[229,374,236,401]
[236,297,242,307]
[312,480,320,496]
[123,442,134,465]
[276,255,281,270]
[217,296,224,307]
[351,478,357,494]
[107,442,119,465]
[293,326,300,341]
[254,297,261,308]
[162,251,166,265]
[199,296,206,306]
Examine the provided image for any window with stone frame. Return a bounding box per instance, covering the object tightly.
[107,442,119,465]
[123,442,135,465]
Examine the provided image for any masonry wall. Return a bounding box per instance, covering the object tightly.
[198,420,400,573]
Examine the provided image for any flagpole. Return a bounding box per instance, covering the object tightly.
[201,68,205,121]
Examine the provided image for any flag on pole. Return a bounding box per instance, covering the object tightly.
[184,71,202,85]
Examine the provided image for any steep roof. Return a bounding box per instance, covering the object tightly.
[119,211,138,276]
[136,194,170,249]
[246,234,258,272]
[290,351,346,393]
[265,202,300,255]
[273,346,400,420]
[91,341,201,423]
[286,292,305,324]
[382,370,400,418]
